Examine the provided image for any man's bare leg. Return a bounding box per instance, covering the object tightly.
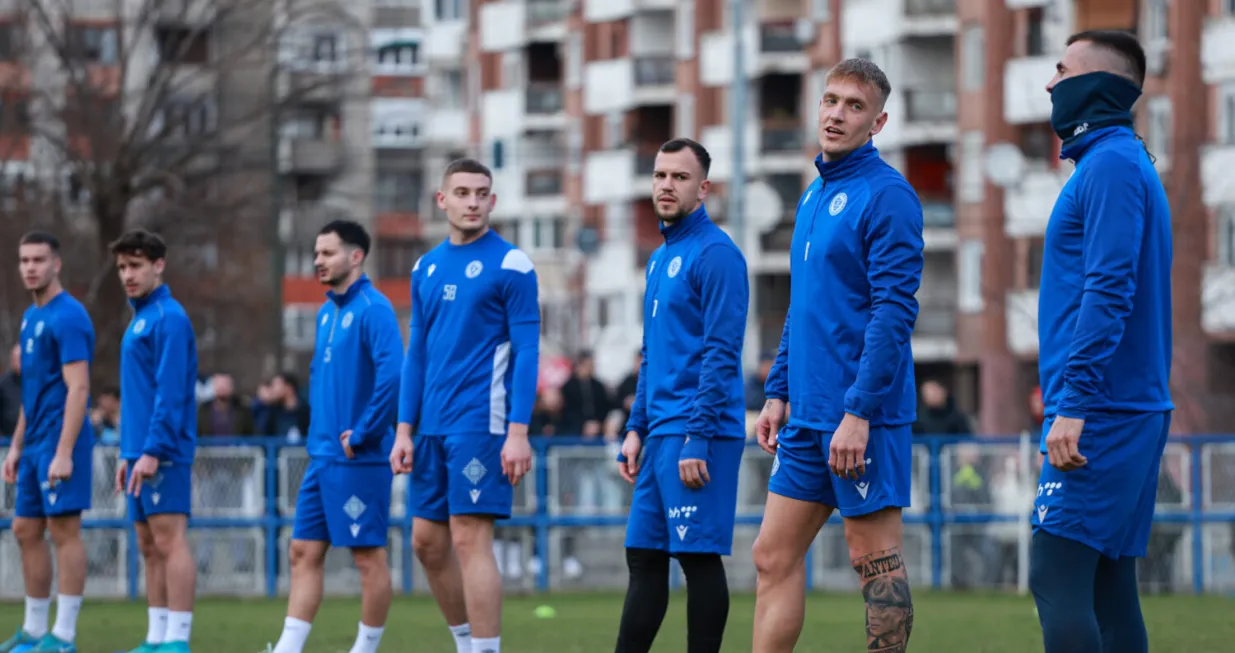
[135,522,169,646]
[751,493,833,653]
[148,514,195,645]
[347,547,392,653]
[13,517,52,640]
[845,508,913,652]
[47,515,86,642]
[269,538,329,653]
[412,517,472,652]
[450,514,502,650]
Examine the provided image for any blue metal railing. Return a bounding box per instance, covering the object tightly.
[1,434,1233,598]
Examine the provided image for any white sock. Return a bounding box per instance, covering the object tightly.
[147,607,169,644]
[348,622,384,653]
[449,623,472,653]
[165,611,193,643]
[51,595,82,642]
[273,617,313,653]
[472,636,500,653]
[23,597,50,637]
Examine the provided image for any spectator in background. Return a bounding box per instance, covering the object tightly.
[530,386,563,436]
[91,387,120,445]
[0,343,20,435]
[197,374,254,437]
[912,379,973,436]
[614,350,640,429]
[745,351,774,411]
[256,373,310,441]
[558,351,611,438]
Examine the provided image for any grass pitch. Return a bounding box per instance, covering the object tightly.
[2,591,1232,652]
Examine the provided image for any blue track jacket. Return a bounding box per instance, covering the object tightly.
[1038,126,1173,420]
[765,141,924,430]
[623,206,749,462]
[308,275,403,464]
[120,285,198,463]
[399,230,541,436]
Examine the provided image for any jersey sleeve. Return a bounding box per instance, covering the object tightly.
[52,307,94,366]
[501,249,540,426]
[348,304,404,447]
[145,312,196,460]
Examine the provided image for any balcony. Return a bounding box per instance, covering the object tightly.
[1202,264,1235,335]
[527,0,569,25]
[374,3,421,27]
[1202,145,1235,208]
[279,138,343,175]
[904,89,956,122]
[1202,17,1235,84]
[526,84,564,115]
[526,170,563,197]
[634,57,674,86]
[1003,56,1055,124]
[584,149,636,204]
[904,0,956,16]
[760,125,801,154]
[1005,290,1039,356]
[636,150,656,174]
[1004,165,1068,237]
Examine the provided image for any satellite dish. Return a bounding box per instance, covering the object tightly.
[983,142,1026,189]
[575,226,600,255]
[745,180,784,233]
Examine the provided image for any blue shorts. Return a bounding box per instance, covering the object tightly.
[292,459,392,548]
[1033,410,1171,559]
[411,433,512,521]
[767,424,913,518]
[625,435,744,556]
[127,459,192,523]
[14,443,93,519]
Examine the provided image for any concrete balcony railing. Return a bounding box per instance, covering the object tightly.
[526,84,564,114]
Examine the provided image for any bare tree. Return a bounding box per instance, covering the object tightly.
[0,0,366,386]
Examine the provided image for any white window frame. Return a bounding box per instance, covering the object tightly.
[957,131,985,204]
[1219,83,1235,146]
[1146,95,1171,171]
[1218,207,1235,267]
[958,240,985,313]
[1141,0,1169,75]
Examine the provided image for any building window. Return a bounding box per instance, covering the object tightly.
[533,217,566,251]
[1141,0,1168,42]
[961,25,984,91]
[1219,207,1235,267]
[374,169,422,213]
[154,98,217,137]
[677,93,695,140]
[492,139,504,169]
[957,131,985,204]
[1220,83,1235,146]
[676,0,694,60]
[71,26,118,64]
[1225,0,1235,17]
[1026,237,1045,289]
[1025,8,1045,56]
[435,0,464,21]
[374,41,422,75]
[1145,95,1171,167]
[958,240,984,313]
[282,306,319,350]
[377,238,426,278]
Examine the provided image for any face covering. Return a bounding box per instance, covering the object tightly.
[1049,71,1142,145]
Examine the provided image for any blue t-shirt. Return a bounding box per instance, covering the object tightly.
[20,292,96,452]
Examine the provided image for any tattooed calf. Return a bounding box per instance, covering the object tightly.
[853,549,914,653]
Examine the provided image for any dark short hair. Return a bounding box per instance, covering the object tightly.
[658,138,712,177]
[274,372,299,394]
[109,229,167,262]
[441,158,492,187]
[19,231,61,253]
[826,58,893,107]
[319,220,371,256]
[1066,29,1146,86]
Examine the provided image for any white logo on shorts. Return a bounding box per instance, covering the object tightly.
[470,489,482,504]
[350,523,361,537]
[771,454,780,476]
[676,525,689,541]
[1037,505,1049,522]
[343,495,366,520]
[462,458,487,485]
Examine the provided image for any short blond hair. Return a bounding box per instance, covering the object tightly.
[825,58,892,108]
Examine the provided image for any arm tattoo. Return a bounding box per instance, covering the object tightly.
[852,548,914,653]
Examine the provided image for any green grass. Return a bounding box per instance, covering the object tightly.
[2,591,1233,652]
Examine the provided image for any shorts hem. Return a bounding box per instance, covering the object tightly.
[1033,525,1114,559]
[669,546,733,557]
[837,499,910,519]
[410,510,450,523]
[448,507,511,520]
[767,486,833,508]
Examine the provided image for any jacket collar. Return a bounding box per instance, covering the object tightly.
[327,274,372,306]
[129,284,170,311]
[814,140,880,182]
[660,204,710,244]
[1060,125,1135,162]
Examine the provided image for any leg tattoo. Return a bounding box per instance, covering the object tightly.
[852,548,913,652]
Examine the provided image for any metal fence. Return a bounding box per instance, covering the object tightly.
[1,435,1234,599]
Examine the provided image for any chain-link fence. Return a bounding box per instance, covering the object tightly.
[1,435,1234,598]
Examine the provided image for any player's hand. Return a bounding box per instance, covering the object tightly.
[1045,416,1088,472]
[617,431,642,484]
[340,430,355,460]
[829,413,869,480]
[1,449,19,485]
[114,459,128,495]
[390,426,413,474]
[756,399,786,455]
[679,456,710,489]
[47,453,73,484]
[127,454,159,497]
[502,423,533,487]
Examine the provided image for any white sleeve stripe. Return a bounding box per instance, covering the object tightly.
[500,249,534,274]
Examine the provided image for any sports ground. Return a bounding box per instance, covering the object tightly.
[2,590,1231,652]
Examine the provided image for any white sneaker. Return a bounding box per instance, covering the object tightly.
[563,556,584,579]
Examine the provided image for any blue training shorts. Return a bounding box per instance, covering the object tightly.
[127,459,192,523]
[293,458,393,548]
[411,433,512,521]
[767,424,913,518]
[1033,410,1171,559]
[15,442,93,519]
[625,435,744,556]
